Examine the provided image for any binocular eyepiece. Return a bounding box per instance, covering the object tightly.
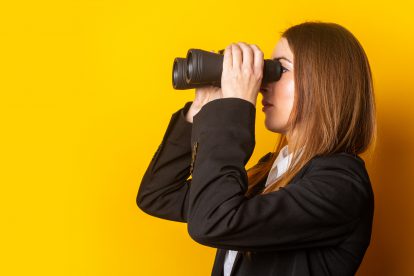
[172,48,282,90]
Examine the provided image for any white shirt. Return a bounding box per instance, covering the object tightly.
[223,145,293,276]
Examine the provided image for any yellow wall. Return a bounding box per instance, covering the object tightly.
[1,0,413,275]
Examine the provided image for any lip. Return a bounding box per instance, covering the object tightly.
[262,105,272,112]
[261,99,273,107]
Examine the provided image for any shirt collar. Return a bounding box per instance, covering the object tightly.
[271,145,292,171]
[265,145,304,188]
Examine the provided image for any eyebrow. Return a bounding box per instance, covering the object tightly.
[274,57,292,64]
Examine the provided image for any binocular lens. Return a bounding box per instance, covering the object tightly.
[172,58,185,90]
[186,52,194,83]
[173,57,205,90]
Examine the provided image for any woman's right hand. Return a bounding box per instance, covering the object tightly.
[185,85,222,123]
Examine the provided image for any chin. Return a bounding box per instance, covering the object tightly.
[266,125,283,134]
[264,120,286,134]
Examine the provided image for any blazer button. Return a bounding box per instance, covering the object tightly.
[190,141,199,175]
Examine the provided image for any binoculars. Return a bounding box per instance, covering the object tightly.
[172,48,283,90]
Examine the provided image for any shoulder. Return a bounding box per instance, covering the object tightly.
[309,152,368,179]
[303,152,373,201]
[280,152,374,224]
[311,151,364,165]
[256,151,370,186]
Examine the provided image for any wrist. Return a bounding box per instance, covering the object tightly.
[222,95,256,107]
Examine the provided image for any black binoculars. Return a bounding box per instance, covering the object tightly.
[172,48,283,90]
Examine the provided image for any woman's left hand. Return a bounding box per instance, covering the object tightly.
[221,42,264,107]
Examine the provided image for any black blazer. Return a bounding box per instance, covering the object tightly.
[137,98,374,276]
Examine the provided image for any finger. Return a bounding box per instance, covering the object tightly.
[237,42,254,71]
[223,44,233,71]
[231,43,242,69]
[251,44,264,77]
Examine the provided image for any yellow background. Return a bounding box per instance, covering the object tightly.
[1,0,413,275]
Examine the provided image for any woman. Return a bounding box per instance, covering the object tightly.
[137,21,376,276]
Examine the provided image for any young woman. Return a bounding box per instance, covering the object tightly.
[137,21,376,276]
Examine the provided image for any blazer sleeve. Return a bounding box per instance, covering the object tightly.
[136,101,194,222]
[187,97,370,252]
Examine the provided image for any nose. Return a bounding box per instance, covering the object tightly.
[260,82,271,94]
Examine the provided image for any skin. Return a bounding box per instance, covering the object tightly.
[261,37,295,136]
[185,38,295,151]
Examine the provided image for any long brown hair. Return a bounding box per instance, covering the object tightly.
[243,21,377,258]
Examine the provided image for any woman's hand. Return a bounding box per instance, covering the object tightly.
[185,85,223,123]
[221,42,264,107]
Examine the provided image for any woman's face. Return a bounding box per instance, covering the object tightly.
[260,37,295,134]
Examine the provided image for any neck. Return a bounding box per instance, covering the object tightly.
[285,129,298,155]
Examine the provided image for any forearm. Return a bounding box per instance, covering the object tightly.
[137,101,194,222]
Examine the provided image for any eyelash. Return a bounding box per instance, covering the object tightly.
[281,66,288,73]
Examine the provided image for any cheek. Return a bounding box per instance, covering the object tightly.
[265,78,295,132]
[273,79,294,108]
